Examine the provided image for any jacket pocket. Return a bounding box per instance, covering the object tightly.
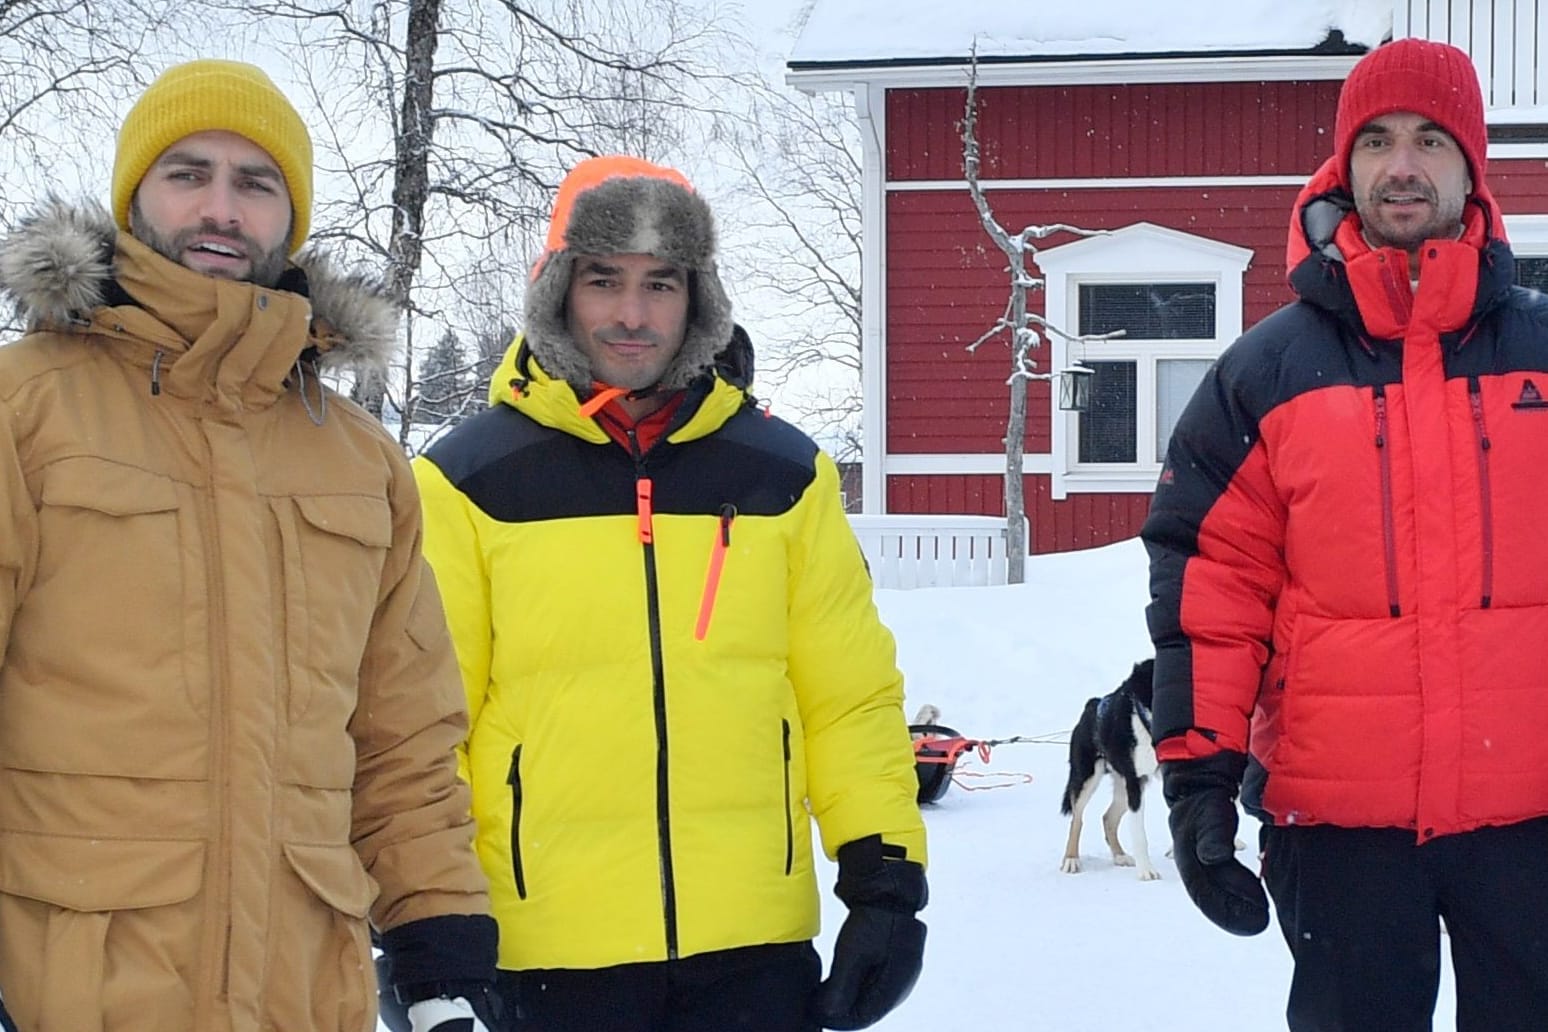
[0,833,204,1032]
[781,720,794,876]
[283,842,378,919]
[279,843,377,1032]
[508,746,528,900]
[277,494,392,733]
[18,458,204,778]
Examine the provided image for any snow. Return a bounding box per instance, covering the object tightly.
[789,0,1393,65]
[817,536,1461,1030]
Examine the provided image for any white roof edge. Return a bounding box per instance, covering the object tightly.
[786,53,1362,93]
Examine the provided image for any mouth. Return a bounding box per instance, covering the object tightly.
[185,239,248,262]
[1376,190,1432,209]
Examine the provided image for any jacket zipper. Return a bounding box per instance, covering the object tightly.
[781,719,794,876]
[1467,377,1495,608]
[694,504,737,641]
[507,745,527,899]
[1373,385,1401,617]
[629,429,679,959]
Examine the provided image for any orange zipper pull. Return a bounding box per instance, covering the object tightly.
[694,504,736,641]
[636,478,655,544]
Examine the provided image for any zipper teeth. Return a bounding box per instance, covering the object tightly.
[631,436,678,960]
[508,746,526,899]
[1469,381,1494,608]
[782,719,793,876]
[1373,388,1401,617]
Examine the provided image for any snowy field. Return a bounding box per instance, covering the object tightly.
[831,537,1459,1031]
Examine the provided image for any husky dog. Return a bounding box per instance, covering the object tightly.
[1059,660,1160,881]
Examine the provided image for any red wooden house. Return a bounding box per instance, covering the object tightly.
[787,0,1548,553]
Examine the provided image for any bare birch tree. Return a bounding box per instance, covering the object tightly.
[961,49,1111,582]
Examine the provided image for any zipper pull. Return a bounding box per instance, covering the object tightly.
[636,477,654,545]
[695,504,737,641]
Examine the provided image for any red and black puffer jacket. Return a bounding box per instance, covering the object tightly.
[1144,158,1548,842]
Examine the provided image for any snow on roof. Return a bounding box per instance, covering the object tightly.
[789,0,1392,66]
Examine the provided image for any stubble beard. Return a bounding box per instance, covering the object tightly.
[129,201,289,288]
[1356,177,1466,256]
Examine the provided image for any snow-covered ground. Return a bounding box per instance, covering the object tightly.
[824,537,1459,1031]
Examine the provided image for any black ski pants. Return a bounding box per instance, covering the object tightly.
[1262,817,1548,1032]
[496,941,822,1032]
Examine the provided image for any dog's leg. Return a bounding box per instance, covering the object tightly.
[1127,778,1161,881]
[1061,774,1101,873]
[1100,776,1135,868]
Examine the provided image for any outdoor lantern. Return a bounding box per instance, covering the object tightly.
[1057,364,1094,412]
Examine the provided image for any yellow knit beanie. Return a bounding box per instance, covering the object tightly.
[112,60,313,254]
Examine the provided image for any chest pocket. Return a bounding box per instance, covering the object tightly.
[11,457,204,778]
[274,494,392,786]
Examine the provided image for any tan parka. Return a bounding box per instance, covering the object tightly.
[0,201,488,1032]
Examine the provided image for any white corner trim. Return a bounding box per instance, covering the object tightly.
[856,82,889,514]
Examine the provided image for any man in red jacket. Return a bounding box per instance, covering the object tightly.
[1145,38,1548,1032]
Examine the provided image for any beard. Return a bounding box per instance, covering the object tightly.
[129,200,290,288]
[1354,176,1467,256]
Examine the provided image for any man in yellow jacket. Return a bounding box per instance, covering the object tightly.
[0,61,496,1032]
[414,156,928,1032]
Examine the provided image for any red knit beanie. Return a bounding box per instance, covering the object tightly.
[1333,38,1487,191]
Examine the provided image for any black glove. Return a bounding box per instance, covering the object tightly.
[378,914,502,1032]
[812,835,928,1030]
[1163,751,1270,936]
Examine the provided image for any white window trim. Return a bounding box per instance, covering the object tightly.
[1505,214,1548,259]
[1037,223,1253,500]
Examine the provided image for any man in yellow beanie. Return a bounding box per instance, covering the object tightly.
[0,60,497,1032]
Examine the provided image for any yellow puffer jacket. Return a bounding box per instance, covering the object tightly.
[414,339,925,971]
[0,203,489,1032]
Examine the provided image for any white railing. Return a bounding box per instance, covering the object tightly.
[847,514,1025,589]
[1396,0,1545,109]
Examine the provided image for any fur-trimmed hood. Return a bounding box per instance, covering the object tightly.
[0,197,397,373]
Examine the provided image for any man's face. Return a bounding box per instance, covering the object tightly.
[129,129,293,288]
[565,253,690,391]
[1349,111,1472,261]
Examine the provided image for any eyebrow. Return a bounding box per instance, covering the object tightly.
[154,150,284,182]
[577,259,686,283]
[1356,120,1451,137]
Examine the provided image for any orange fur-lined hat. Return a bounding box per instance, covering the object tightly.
[523,156,734,392]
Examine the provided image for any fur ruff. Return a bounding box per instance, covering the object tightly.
[523,175,734,392]
[0,196,397,373]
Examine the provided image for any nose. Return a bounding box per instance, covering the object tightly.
[615,286,648,329]
[1384,139,1425,180]
[199,178,241,228]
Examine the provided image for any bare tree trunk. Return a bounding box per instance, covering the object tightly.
[355,0,441,422]
[1004,259,1029,583]
[961,54,1028,583]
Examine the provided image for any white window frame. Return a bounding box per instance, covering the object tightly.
[1505,214,1548,271]
[1037,223,1253,500]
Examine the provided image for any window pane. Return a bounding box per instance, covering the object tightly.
[1156,359,1214,461]
[1078,361,1136,463]
[1518,257,1548,293]
[1078,283,1216,338]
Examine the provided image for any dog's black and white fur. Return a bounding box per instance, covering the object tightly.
[1059,659,1160,881]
